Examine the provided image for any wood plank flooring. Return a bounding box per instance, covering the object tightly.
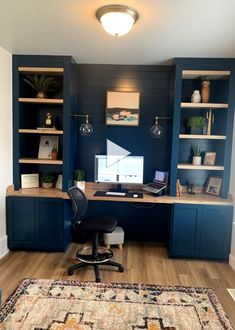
[0,241,235,327]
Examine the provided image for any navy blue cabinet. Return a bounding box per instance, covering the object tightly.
[169,203,233,260]
[6,196,72,251]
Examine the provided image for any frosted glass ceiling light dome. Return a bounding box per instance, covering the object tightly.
[96,5,139,37]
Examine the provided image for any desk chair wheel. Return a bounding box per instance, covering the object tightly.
[68,269,74,276]
[119,265,124,272]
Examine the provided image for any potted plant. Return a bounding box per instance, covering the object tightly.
[41,173,54,189]
[192,145,202,165]
[74,169,86,191]
[187,116,207,135]
[51,145,58,160]
[23,75,57,98]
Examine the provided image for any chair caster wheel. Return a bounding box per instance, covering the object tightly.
[96,278,101,283]
[119,266,124,272]
[68,270,73,276]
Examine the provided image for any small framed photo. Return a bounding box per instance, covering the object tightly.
[21,174,39,189]
[56,174,62,190]
[204,152,216,165]
[205,176,222,196]
[105,91,140,126]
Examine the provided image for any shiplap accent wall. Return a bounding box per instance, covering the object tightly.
[74,64,173,184]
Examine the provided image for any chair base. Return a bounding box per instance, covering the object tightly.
[68,260,124,282]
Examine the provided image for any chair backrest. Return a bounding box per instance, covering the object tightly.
[68,186,88,224]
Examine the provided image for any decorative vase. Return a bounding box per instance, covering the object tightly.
[201,80,210,103]
[191,90,201,103]
[192,156,202,165]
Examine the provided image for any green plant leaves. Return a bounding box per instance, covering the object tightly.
[23,75,57,93]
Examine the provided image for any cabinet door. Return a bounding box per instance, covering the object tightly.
[35,198,64,250]
[200,205,233,259]
[6,197,35,249]
[170,204,201,257]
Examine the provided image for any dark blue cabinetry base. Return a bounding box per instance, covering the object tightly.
[6,197,72,251]
[169,204,233,260]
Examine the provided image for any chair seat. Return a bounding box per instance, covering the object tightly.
[79,216,117,233]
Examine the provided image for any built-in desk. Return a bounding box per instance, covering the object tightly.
[6,183,234,260]
[6,183,234,206]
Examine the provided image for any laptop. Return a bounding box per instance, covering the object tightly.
[143,171,168,195]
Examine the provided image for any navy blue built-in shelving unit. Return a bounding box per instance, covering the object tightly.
[12,55,77,191]
[170,58,235,198]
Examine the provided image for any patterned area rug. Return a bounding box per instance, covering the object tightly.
[0,278,233,330]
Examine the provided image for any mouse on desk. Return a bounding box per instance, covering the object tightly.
[133,194,138,198]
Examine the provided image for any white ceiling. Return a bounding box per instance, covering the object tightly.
[1,0,235,65]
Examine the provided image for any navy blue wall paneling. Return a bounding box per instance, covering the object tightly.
[74,64,173,183]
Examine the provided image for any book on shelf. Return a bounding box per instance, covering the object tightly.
[37,126,56,130]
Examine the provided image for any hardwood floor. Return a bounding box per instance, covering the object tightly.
[0,241,235,327]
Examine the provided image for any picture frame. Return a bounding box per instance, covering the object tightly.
[204,152,216,165]
[21,173,39,189]
[56,174,63,190]
[204,176,222,196]
[105,91,140,126]
[38,135,59,159]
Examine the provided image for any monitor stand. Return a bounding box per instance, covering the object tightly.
[109,184,129,194]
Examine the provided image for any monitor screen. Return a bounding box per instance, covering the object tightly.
[94,155,144,184]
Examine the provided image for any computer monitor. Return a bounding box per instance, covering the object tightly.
[94,155,144,192]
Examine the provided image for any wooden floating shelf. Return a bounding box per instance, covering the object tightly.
[18,129,63,134]
[177,164,224,170]
[181,102,228,109]
[18,67,64,75]
[182,70,230,80]
[19,158,63,165]
[179,134,226,140]
[18,98,63,104]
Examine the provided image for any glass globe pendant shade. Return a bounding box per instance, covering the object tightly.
[150,117,163,138]
[96,5,139,37]
[79,116,93,136]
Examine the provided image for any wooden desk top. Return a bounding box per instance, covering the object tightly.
[6,183,234,206]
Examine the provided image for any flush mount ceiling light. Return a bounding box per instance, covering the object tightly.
[96,5,139,37]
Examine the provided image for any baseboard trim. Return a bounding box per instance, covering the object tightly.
[229,253,235,271]
[0,235,9,259]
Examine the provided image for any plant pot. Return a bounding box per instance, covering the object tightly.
[74,180,85,191]
[192,156,202,165]
[51,152,58,160]
[42,182,53,189]
[37,92,46,98]
[190,127,203,135]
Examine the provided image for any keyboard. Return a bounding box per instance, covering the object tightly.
[105,191,126,196]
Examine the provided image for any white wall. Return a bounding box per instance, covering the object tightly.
[229,114,235,270]
[0,46,12,258]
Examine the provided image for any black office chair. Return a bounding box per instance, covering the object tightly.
[67,186,124,282]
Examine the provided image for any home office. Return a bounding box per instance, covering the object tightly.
[1,2,235,328]
[5,54,234,262]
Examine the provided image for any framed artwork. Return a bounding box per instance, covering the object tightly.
[38,135,59,159]
[21,174,39,189]
[205,176,222,196]
[204,152,216,165]
[105,91,140,126]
